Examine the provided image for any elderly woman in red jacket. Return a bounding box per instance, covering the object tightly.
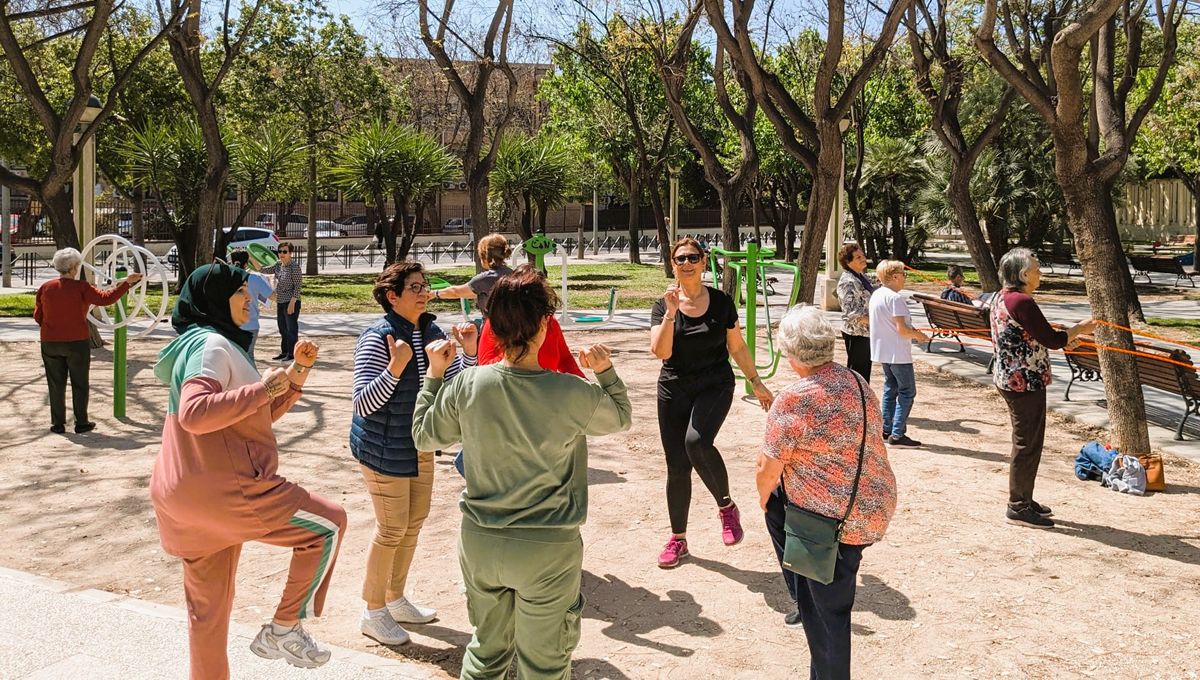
[34,247,141,434]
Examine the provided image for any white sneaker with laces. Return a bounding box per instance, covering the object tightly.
[249,622,331,669]
[361,608,410,645]
[386,596,437,624]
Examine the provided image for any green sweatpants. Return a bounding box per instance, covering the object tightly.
[458,520,585,680]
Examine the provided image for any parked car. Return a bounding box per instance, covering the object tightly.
[255,212,309,234]
[166,227,279,266]
[443,217,472,234]
[279,219,349,238]
[334,214,368,227]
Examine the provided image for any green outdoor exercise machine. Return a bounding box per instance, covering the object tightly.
[707,241,801,394]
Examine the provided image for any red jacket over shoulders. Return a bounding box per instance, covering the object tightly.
[477,316,584,377]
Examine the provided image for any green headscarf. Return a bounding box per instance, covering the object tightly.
[172,263,253,352]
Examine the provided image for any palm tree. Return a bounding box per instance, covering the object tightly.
[490,133,577,243]
[327,119,405,261]
[861,138,927,261]
[328,119,459,263]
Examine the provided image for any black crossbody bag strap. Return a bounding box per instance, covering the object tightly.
[837,377,870,537]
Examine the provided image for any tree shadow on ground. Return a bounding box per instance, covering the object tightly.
[1052,519,1200,566]
[572,658,633,679]
[367,622,469,678]
[686,555,792,614]
[906,416,989,436]
[581,571,721,658]
[914,440,1007,464]
[855,574,916,622]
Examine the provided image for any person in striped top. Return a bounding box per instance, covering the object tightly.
[349,261,478,646]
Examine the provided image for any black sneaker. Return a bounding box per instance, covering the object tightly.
[50,424,65,434]
[883,431,891,440]
[1029,500,1053,517]
[74,421,96,434]
[887,435,923,448]
[271,353,286,360]
[784,611,803,629]
[1006,506,1055,529]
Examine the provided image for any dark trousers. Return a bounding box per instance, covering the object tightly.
[41,340,91,427]
[276,300,301,357]
[765,487,865,680]
[657,374,734,534]
[842,333,871,383]
[998,388,1047,510]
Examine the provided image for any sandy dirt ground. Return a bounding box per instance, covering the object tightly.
[2,330,1199,680]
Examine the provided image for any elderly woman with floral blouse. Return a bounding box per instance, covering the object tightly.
[757,305,897,680]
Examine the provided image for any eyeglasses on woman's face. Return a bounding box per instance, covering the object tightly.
[405,281,431,294]
[673,253,703,265]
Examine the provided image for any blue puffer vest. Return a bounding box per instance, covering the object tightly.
[349,311,446,477]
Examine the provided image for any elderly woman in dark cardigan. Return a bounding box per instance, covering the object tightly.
[990,248,1094,529]
[349,260,478,646]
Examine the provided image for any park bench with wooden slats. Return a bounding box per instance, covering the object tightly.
[1064,336,1200,440]
[1129,255,1196,288]
[1040,251,1081,276]
[911,293,995,373]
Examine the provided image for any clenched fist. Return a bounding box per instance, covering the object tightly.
[385,334,413,378]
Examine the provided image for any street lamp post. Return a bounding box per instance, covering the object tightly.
[592,187,599,256]
[820,118,851,311]
[1,182,10,288]
[72,95,103,249]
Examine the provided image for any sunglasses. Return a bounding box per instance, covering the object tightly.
[673,253,703,264]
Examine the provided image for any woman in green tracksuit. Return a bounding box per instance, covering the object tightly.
[413,267,632,680]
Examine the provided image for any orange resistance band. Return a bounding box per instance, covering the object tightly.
[1092,319,1200,354]
[916,330,1195,369]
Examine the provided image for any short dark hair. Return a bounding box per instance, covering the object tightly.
[488,264,558,362]
[277,243,291,254]
[838,242,863,269]
[372,261,425,312]
[229,250,249,268]
[946,264,964,280]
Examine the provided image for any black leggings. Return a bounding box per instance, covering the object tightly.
[657,375,735,535]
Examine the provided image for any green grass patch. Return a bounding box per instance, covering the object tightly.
[1145,316,1200,343]
[0,290,173,318]
[303,263,674,314]
[0,292,35,317]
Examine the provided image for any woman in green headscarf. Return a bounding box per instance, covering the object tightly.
[149,263,347,680]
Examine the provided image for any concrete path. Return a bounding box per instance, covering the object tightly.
[0,566,431,680]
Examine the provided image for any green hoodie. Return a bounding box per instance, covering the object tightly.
[413,364,631,532]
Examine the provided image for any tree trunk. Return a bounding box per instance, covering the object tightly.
[889,205,907,261]
[42,188,78,249]
[648,185,672,277]
[397,195,416,261]
[626,178,642,265]
[784,197,799,263]
[380,192,397,264]
[717,187,740,297]
[796,136,842,304]
[1061,171,1150,455]
[466,166,490,271]
[1191,177,1200,273]
[1024,212,1051,253]
[985,212,1008,265]
[305,144,319,276]
[948,164,1001,291]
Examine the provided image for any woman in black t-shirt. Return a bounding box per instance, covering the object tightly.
[649,238,774,569]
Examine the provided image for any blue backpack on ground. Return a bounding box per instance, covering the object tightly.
[1075,441,1118,481]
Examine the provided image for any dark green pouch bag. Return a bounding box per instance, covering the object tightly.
[781,377,867,585]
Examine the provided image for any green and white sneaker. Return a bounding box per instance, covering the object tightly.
[249,622,331,669]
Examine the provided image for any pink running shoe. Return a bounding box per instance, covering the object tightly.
[719,504,744,546]
[657,536,689,569]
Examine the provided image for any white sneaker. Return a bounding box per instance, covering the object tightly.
[386,596,437,624]
[249,622,331,669]
[361,608,410,645]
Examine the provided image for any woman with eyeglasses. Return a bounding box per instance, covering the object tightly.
[649,237,774,569]
[260,244,303,362]
[349,261,479,646]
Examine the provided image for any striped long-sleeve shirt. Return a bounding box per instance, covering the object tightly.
[352,327,476,416]
[262,260,302,303]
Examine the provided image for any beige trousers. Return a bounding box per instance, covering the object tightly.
[359,452,434,608]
